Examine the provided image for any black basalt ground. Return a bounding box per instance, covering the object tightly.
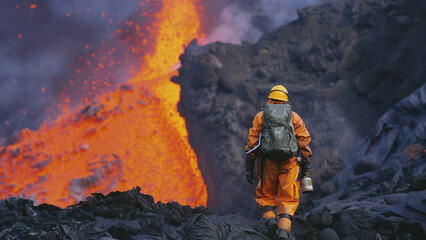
[0,187,212,240]
[1,187,424,239]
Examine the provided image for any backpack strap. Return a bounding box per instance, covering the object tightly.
[245,133,262,155]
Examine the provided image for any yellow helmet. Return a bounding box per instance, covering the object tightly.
[268,85,288,101]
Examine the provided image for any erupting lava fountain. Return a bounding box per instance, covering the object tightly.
[0,0,208,208]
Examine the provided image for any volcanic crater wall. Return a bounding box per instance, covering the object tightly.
[175,0,426,218]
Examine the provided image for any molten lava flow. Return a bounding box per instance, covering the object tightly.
[0,0,207,208]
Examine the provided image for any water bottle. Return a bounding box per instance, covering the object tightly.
[301,176,314,193]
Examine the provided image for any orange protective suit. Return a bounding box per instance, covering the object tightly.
[245,100,312,217]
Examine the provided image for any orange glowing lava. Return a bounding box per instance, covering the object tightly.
[0,0,207,208]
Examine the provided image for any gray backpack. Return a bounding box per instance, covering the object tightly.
[259,104,298,162]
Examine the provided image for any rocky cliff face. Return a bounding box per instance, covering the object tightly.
[175,0,426,218]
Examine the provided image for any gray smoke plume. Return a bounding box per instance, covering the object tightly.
[205,0,326,44]
[204,5,263,44]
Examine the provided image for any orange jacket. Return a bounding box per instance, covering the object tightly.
[246,101,312,161]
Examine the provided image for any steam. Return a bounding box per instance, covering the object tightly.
[204,5,262,44]
[205,0,325,44]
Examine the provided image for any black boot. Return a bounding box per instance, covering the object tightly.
[262,206,278,237]
[276,228,296,240]
[265,217,278,237]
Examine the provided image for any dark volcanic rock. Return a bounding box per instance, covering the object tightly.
[332,209,375,239]
[319,228,339,240]
[184,214,268,240]
[409,172,426,191]
[176,0,426,218]
[1,187,423,239]
[307,207,334,229]
[0,187,215,240]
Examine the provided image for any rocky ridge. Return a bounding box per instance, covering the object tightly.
[1,186,424,239]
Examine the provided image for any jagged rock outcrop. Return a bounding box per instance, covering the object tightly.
[0,187,213,240]
[175,0,426,218]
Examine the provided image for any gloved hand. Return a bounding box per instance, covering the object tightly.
[246,171,254,184]
[301,157,311,178]
[245,155,256,184]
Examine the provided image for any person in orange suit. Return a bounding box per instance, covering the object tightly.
[245,85,312,240]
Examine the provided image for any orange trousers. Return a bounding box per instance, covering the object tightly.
[255,157,300,216]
